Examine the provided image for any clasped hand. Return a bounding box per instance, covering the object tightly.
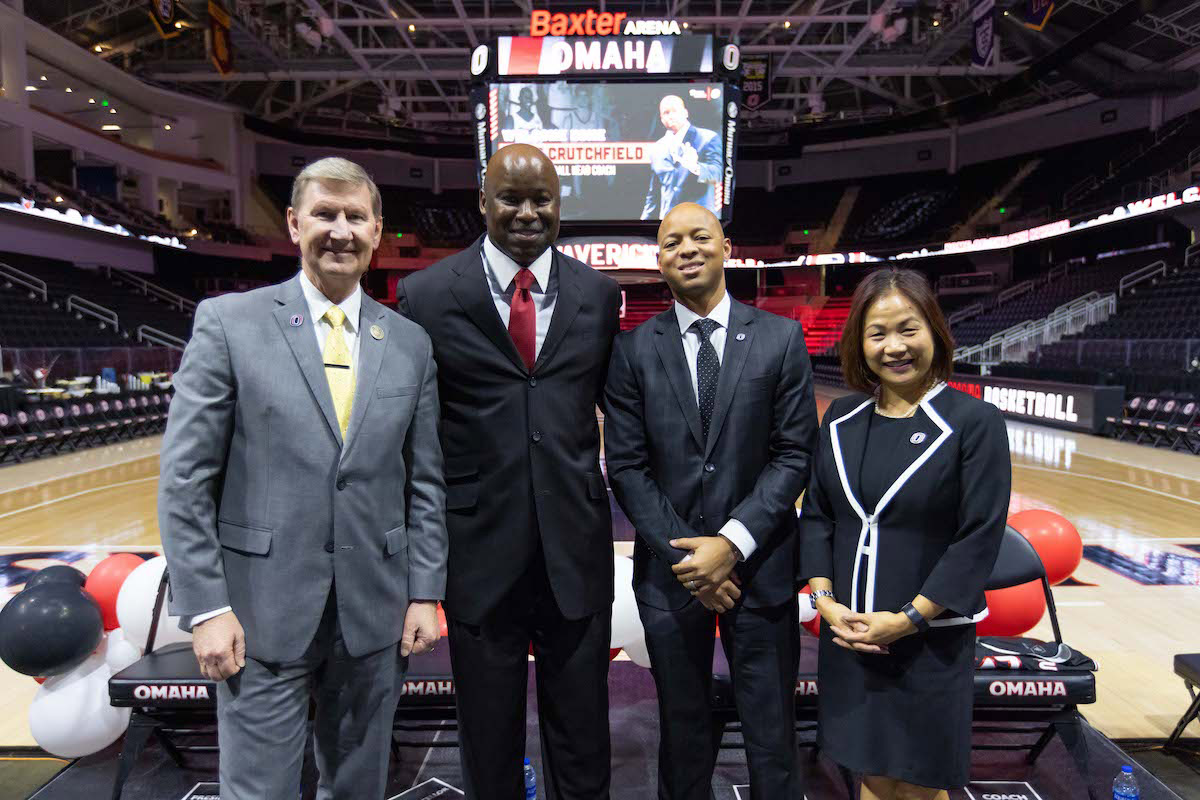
[670,536,741,613]
[817,601,915,655]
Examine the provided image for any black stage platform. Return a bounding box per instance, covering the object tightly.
[29,661,1182,800]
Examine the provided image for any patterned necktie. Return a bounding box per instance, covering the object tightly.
[322,306,355,440]
[690,318,721,443]
[509,267,537,372]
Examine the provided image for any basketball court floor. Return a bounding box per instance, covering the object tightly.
[1,384,1197,756]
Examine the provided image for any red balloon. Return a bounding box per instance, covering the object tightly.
[436,604,448,638]
[976,579,1047,637]
[84,554,145,631]
[1008,509,1083,586]
[798,586,821,638]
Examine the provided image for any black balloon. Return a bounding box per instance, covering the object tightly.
[23,565,87,591]
[0,584,104,677]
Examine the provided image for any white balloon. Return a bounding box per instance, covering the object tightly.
[798,595,818,625]
[105,628,143,674]
[621,635,653,668]
[29,652,131,758]
[610,556,644,649]
[115,556,192,651]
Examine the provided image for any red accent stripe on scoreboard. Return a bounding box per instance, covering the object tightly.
[504,36,545,75]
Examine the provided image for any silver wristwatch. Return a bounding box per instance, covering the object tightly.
[810,590,835,609]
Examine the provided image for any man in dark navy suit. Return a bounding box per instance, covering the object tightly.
[604,202,818,799]
[396,144,622,800]
[641,96,722,220]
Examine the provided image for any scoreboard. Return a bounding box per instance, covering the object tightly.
[469,23,742,224]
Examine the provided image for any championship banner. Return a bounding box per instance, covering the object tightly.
[496,35,713,76]
[147,0,180,39]
[207,1,234,76]
[1024,0,1054,30]
[971,0,995,67]
[741,55,772,111]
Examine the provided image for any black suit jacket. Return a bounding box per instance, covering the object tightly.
[397,235,623,624]
[603,298,818,611]
[799,385,1010,624]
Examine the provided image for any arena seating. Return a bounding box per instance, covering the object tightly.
[951,255,1155,348]
[0,392,171,464]
[0,252,195,341]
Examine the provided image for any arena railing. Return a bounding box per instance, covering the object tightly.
[0,262,48,302]
[66,295,119,332]
[1,346,183,376]
[1185,242,1200,268]
[1118,260,1167,297]
[954,292,1116,365]
[136,326,187,352]
[103,266,196,314]
[1036,339,1200,371]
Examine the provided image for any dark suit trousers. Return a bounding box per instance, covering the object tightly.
[447,550,612,800]
[638,595,803,800]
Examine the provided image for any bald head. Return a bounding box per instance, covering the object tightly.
[483,144,559,197]
[480,144,561,266]
[659,95,688,133]
[656,202,730,314]
[658,202,724,245]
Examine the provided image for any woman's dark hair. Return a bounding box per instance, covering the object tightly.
[838,268,955,393]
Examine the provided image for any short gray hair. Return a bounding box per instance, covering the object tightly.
[290,157,382,220]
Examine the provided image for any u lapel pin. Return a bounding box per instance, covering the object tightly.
[370,324,384,340]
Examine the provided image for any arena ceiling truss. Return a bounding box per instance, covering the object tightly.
[25,0,1200,142]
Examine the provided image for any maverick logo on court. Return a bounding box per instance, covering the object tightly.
[133,683,211,701]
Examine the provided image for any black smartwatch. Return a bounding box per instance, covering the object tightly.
[900,602,929,633]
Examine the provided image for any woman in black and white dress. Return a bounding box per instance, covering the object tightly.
[800,268,1011,799]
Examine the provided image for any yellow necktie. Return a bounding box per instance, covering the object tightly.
[322,306,355,439]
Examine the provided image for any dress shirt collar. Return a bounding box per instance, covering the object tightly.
[483,235,553,294]
[674,292,731,337]
[299,269,362,332]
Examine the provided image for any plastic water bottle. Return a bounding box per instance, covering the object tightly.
[523,758,537,800]
[1113,765,1139,799]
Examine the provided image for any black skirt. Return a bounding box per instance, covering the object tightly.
[816,620,976,789]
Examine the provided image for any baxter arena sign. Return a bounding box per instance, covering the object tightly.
[529,10,683,36]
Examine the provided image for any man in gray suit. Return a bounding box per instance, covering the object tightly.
[159,157,446,799]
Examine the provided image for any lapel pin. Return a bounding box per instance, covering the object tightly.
[735,332,746,341]
[289,314,303,327]
[910,432,926,445]
[370,324,384,340]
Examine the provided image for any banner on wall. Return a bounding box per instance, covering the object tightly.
[948,373,1124,434]
[971,0,995,67]
[1025,0,1054,30]
[741,55,772,110]
[147,0,181,39]
[207,1,234,76]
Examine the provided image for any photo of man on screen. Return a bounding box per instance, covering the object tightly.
[641,94,722,220]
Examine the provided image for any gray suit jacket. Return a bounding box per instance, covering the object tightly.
[159,275,447,663]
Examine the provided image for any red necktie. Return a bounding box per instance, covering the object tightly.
[509,268,536,372]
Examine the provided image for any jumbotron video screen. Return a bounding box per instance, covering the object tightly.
[487,81,729,223]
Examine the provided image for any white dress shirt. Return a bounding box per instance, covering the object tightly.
[673,293,757,561]
[482,236,557,361]
[189,270,364,629]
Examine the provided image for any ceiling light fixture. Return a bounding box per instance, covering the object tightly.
[40,75,48,81]
[24,85,37,91]
[164,124,172,130]
[110,107,117,114]
[408,23,416,32]
[65,87,73,93]
[94,45,104,53]
[783,20,792,28]
[88,97,96,104]
[54,196,64,203]
[101,124,121,131]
